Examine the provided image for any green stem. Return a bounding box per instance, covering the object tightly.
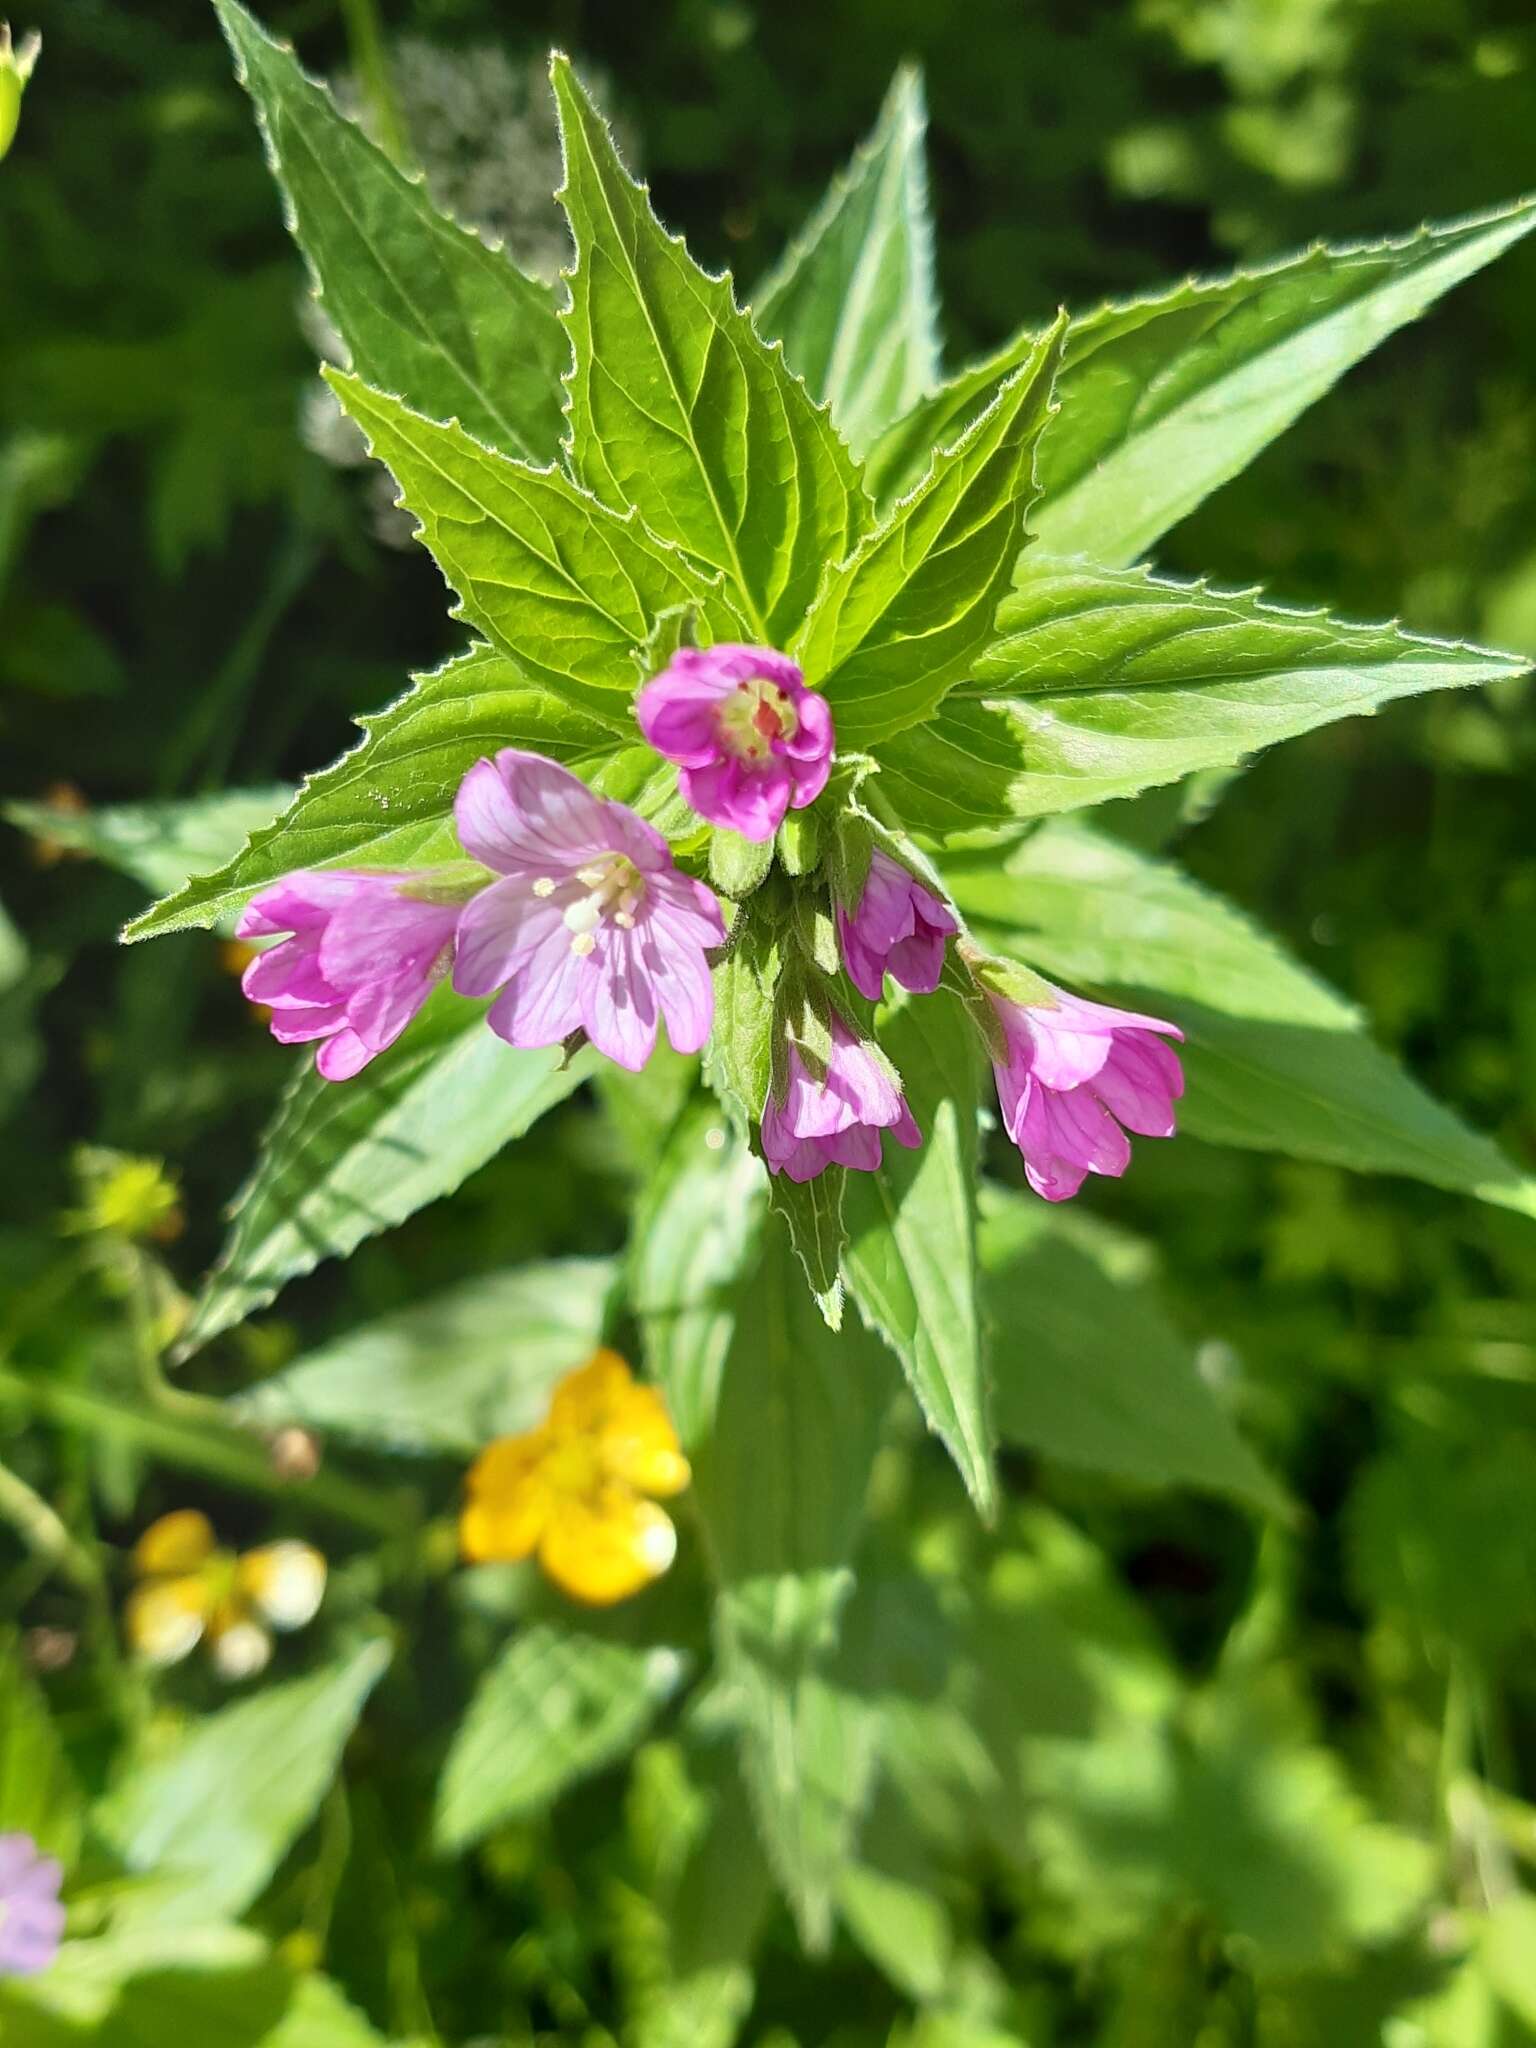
[0,1457,104,1591]
[338,0,412,171]
[0,1368,409,1539]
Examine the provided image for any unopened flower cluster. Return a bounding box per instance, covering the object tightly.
[241,644,1183,1202]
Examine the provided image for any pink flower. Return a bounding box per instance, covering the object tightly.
[635,644,834,843]
[0,1833,64,1978]
[837,851,958,1002]
[990,983,1184,1202]
[238,872,463,1081]
[452,750,725,1072]
[761,1017,921,1183]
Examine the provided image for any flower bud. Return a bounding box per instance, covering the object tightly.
[0,27,41,165]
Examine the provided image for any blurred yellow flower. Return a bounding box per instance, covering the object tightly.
[461,1349,689,1605]
[66,1148,184,1245]
[125,1509,326,1681]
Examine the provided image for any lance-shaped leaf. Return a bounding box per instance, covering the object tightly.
[435,1628,687,1851]
[875,561,1529,831]
[236,1259,616,1454]
[213,0,567,463]
[795,318,1064,749]
[630,1104,767,1450]
[330,372,739,730]
[181,989,597,1353]
[980,1193,1286,1515]
[124,648,623,941]
[751,65,941,459]
[949,823,1536,1220]
[867,197,1536,562]
[843,988,995,1517]
[552,58,868,643]
[95,1641,390,1924]
[692,1223,896,1946]
[7,787,289,906]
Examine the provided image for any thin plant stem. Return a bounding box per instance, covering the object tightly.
[338,0,412,171]
[0,1366,409,1539]
[0,1456,104,1592]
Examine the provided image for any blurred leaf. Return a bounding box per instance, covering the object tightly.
[630,1104,766,1450]
[552,58,868,644]
[0,1630,83,1861]
[7,789,288,902]
[836,1855,953,2005]
[180,994,596,1353]
[979,1191,1286,1513]
[868,199,1536,560]
[878,561,1528,832]
[95,1641,390,1925]
[330,372,739,733]
[122,649,626,942]
[434,1626,686,1852]
[213,0,567,462]
[1346,1436,1536,1658]
[234,1258,616,1454]
[844,988,995,1516]
[0,1924,269,2033]
[1025,1674,1435,1971]
[693,1224,896,1946]
[796,318,1064,750]
[951,822,1536,1218]
[752,66,941,459]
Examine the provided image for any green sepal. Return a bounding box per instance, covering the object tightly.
[709,831,776,901]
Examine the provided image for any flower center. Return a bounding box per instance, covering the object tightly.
[716,676,799,768]
[544,1431,604,1499]
[534,854,646,958]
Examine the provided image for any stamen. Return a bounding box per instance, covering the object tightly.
[569,932,597,958]
[532,877,557,898]
[564,898,601,936]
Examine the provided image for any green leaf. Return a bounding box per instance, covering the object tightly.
[434,1626,686,1852]
[551,58,868,644]
[0,1925,270,2036]
[234,1258,615,1454]
[879,560,1529,828]
[768,1172,848,1331]
[330,372,739,731]
[1024,1673,1435,1972]
[979,1191,1286,1514]
[869,197,1536,563]
[704,917,782,1124]
[843,988,994,1516]
[213,0,566,463]
[95,1640,389,1924]
[630,1748,773,2048]
[692,1224,896,1944]
[950,822,1536,1218]
[751,66,941,459]
[181,991,597,1354]
[0,1631,83,1861]
[5,789,289,905]
[797,318,1065,749]
[122,648,619,943]
[630,1105,767,1450]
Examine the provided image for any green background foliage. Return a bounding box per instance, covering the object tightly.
[5,1,1536,2043]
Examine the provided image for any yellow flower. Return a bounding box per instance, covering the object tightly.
[125,1510,326,1682]
[460,1349,689,1606]
[66,1148,184,1245]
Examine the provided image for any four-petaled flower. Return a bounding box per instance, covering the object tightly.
[636,644,834,843]
[989,983,1185,1202]
[238,871,463,1079]
[0,1834,63,1980]
[837,850,957,1002]
[761,1016,921,1183]
[453,750,725,1071]
[124,1509,327,1682]
[461,1349,690,1605]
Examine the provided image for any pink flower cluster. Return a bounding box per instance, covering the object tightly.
[238,641,1184,1202]
[239,751,724,1077]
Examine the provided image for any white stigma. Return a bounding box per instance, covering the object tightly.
[559,855,644,957]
